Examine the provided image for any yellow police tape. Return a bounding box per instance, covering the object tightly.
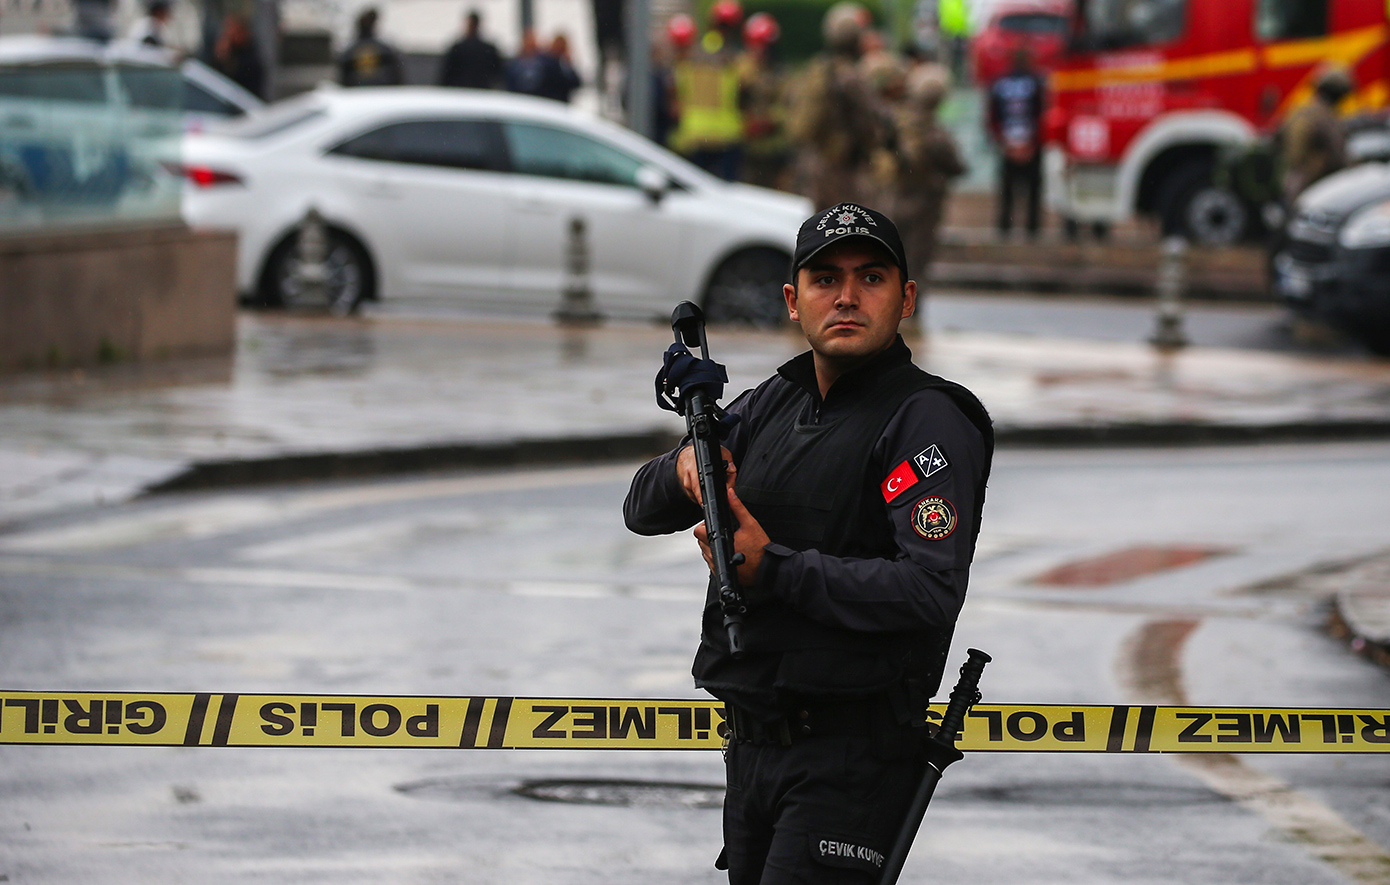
[2,692,1387,753]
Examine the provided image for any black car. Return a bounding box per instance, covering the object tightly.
[1273,162,1390,354]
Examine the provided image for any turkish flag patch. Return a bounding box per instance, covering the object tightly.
[880,460,918,504]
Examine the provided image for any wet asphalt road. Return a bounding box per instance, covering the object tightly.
[1,443,1389,883]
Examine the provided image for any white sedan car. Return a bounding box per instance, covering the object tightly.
[180,87,812,323]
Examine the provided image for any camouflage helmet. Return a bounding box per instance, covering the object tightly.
[862,52,907,97]
[823,2,868,51]
[1314,64,1354,104]
[905,63,952,107]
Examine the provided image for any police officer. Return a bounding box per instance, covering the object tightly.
[338,8,404,88]
[625,202,993,884]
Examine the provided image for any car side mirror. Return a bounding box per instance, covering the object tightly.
[635,165,671,203]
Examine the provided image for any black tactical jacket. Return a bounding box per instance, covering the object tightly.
[624,336,993,719]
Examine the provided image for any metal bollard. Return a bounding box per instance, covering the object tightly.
[1150,235,1189,350]
[554,215,602,325]
[293,206,331,310]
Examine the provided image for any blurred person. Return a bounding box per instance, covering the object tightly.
[439,10,502,89]
[736,12,789,189]
[339,8,404,87]
[987,47,1046,238]
[670,0,747,181]
[1279,65,1354,205]
[655,14,698,147]
[212,12,264,98]
[127,0,172,47]
[504,29,549,96]
[538,33,582,103]
[74,0,116,41]
[862,49,908,207]
[938,0,970,80]
[889,64,966,282]
[785,1,883,209]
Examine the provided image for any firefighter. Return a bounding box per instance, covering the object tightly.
[670,0,747,181]
[1279,65,1354,205]
[736,12,790,190]
[890,64,966,283]
[786,2,885,209]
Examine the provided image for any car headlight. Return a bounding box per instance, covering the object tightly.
[1339,200,1390,249]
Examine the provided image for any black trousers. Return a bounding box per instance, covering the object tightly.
[721,733,924,884]
[997,153,1043,235]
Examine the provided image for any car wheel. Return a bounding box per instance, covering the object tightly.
[261,229,374,316]
[1161,162,1249,246]
[703,247,789,327]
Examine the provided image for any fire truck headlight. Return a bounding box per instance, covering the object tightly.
[1339,201,1390,250]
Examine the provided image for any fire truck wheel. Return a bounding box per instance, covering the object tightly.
[1162,162,1250,246]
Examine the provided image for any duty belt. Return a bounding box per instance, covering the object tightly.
[724,696,897,746]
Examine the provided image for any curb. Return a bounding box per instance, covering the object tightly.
[140,419,1390,495]
[143,430,685,494]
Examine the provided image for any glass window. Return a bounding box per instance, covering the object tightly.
[0,64,108,103]
[219,96,325,139]
[998,13,1070,35]
[331,119,508,171]
[1256,0,1327,41]
[504,122,644,187]
[181,81,242,116]
[1082,0,1186,48]
[116,65,182,111]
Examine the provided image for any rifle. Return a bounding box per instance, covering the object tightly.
[878,648,991,885]
[656,302,747,657]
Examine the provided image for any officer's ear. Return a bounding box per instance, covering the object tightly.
[901,278,917,319]
[784,280,800,322]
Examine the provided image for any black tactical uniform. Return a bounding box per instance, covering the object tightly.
[625,248,993,883]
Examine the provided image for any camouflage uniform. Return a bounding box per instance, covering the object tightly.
[785,3,883,209]
[786,54,883,209]
[1279,65,1353,205]
[887,64,964,280]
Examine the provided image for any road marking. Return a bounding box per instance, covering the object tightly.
[1120,618,1390,883]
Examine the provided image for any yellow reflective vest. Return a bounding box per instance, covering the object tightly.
[671,41,744,153]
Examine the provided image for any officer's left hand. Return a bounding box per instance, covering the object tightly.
[693,487,769,588]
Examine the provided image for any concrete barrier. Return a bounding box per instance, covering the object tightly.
[0,224,237,373]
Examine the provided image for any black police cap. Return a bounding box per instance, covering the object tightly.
[791,202,910,283]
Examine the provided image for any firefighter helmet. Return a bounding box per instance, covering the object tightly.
[667,13,697,47]
[743,12,779,47]
[709,0,743,30]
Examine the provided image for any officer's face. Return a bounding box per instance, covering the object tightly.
[784,239,916,367]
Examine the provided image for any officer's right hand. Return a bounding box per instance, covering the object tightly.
[677,444,736,505]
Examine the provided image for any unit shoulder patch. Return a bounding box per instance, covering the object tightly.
[911,495,957,540]
[913,444,949,481]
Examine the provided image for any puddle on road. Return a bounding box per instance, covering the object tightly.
[395,776,723,809]
[947,781,1223,807]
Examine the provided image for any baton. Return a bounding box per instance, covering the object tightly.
[877,648,991,885]
[669,302,747,656]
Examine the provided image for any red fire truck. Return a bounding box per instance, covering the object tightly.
[1044,0,1389,243]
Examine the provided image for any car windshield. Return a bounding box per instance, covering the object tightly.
[218,96,325,139]
[1078,0,1185,48]
[999,13,1069,34]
